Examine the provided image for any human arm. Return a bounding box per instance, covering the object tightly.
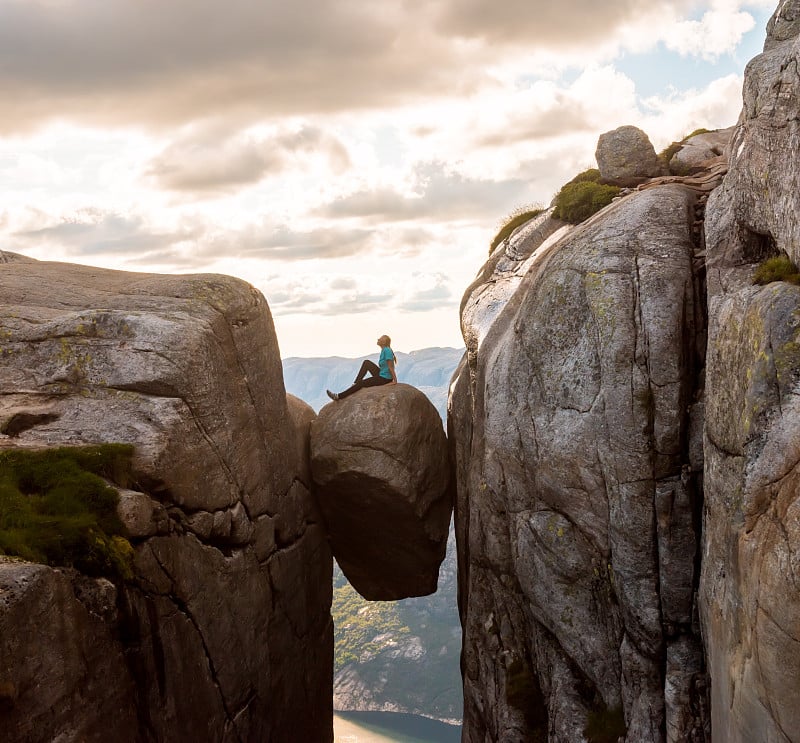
[387,358,397,384]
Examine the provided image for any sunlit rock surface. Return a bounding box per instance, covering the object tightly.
[0,253,333,743]
[310,383,452,600]
[701,3,800,740]
[595,125,663,185]
[450,183,712,742]
[670,127,733,173]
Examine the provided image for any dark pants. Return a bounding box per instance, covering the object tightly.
[338,359,391,399]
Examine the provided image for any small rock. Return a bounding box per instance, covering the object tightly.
[116,487,167,538]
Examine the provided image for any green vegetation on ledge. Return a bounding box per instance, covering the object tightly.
[0,444,135,579]
[753,254,800,286]
[553,168,620,224]
[332,572,411,671]
[490,207,545,254]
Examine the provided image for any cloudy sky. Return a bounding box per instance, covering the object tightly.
[0,0,776,357]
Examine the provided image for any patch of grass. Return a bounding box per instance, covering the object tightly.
[490,207,545,254]
[753,254,800,286]
[0,445,135,579]
[553,180,620,224]
[585,704,626,743]
[564,168,602,186]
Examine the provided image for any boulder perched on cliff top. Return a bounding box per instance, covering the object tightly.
[595,125,662,185]
[0,253,333,743]
[310,383,452,600]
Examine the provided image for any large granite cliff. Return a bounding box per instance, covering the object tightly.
[0,255,333,742]
[451,185,713,742]
[448,2,800,740]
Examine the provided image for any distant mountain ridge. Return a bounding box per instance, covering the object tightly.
[282,346,464,420]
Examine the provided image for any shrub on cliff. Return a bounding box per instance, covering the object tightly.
[490,206,545,254]
[0,445,134,579]
[553,169,620,224]
[753,254,800,286]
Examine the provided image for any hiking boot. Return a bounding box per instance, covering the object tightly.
[326,389,339,401]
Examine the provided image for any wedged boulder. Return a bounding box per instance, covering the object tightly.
[310,383,452,600]
[701,4,800,741]
[0,254,333,743]
[595,124,663,185]
[451,184,709,742]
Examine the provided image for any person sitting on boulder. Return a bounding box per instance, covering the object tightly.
[326,334,397,400]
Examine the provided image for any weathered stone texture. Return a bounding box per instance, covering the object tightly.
[451,186,708,742]
[310,383,452,600]
[0,559,139,743]
[670,128,733,173]
[595,125,663,185]
[700,4,800,741]
[0,255,333,743]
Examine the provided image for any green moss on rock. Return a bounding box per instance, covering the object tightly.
[0,444,135,579]
[490,207,545,254]
[753,254,800,286]
[553,174,620,224]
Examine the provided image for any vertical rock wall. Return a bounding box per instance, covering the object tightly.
[701,2,800,740]
[450,188,710,742]
[0,254,333,742]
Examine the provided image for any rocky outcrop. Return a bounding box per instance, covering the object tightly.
[451,177,712,740]
[0,254,333,742]
[595,125,663,185]
[670,128,733,173]
[310,383,452,600]
[701,3,800,741]
[450,3,800,741]
[0,559,139,742]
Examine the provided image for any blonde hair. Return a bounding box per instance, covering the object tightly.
[380,334,396,363]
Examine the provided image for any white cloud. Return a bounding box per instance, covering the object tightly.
[0,0,775,358]
[640,74,744,146]
[146,123,351,193]
[662,7,757,61]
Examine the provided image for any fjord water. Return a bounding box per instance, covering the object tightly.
[334,711,461,742]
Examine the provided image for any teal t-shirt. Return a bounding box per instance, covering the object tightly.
[378,346,395,379]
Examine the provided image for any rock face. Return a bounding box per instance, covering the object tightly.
[0,560,139,742]
[450,181,712,741]
[595,125,662,185]
[0,254,333,742]
[701,3,800,741]
[310,383,452,600]
[670,128,733,173]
